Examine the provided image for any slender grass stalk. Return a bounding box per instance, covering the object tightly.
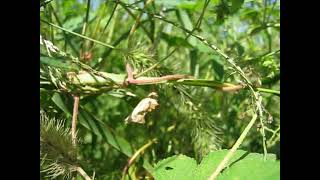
[256,87,280,96]
[208,114,258,180]
[121,138,157,180]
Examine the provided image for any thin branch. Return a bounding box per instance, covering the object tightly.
[256,88,279,96]
[71,95,80,146]
[71,95,80,180]
[208,114,258,180]
[76,166,92,180]
[121,138,157,180]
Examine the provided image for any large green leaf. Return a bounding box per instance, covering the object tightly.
[152,150,279,180]
[196,149,278,179]
[153,155,197,180]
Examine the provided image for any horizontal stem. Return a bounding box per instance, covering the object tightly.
[256,87,280,96]
[65,72,279,96]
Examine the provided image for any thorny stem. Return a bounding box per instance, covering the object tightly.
[208,114,258,180]
[121,138,157,180]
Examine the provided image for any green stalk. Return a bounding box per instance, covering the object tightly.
[256,87,280,96]
[208,114,258,180]
[66,72,279,96]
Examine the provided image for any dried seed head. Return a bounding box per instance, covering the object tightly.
[148,92,158,99]
[125,93,159,124]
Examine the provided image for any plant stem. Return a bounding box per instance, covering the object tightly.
[208,114,258,180]
[256,87,280,96]
[76,166,92,180]
[121,138,157,180]
[71,95,80,180]
[72,95,80,146]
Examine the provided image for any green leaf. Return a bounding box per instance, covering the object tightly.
[78,107,133,157]
[40,56,77,70]
[153,150,279,180]
[249,26,265,36]
[51,93,71,116]
[62,16,84,31]
[155,0,198,9]
[196,149,277,179]
[160,32,193,48]
[195,42,212,53]
[211,58,224,81]
[153,155,197,180]
[217,152,279,180]
[230,0,244,13]
[234,42,245,56]
[190,49,198,75]
[177,9,197,46]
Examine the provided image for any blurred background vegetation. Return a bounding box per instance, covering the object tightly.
[40,0,279,179]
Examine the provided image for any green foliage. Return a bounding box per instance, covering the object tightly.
[153,149,279,180]
[40,0,279,179]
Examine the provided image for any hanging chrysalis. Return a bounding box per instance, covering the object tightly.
[125,92,159,124]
